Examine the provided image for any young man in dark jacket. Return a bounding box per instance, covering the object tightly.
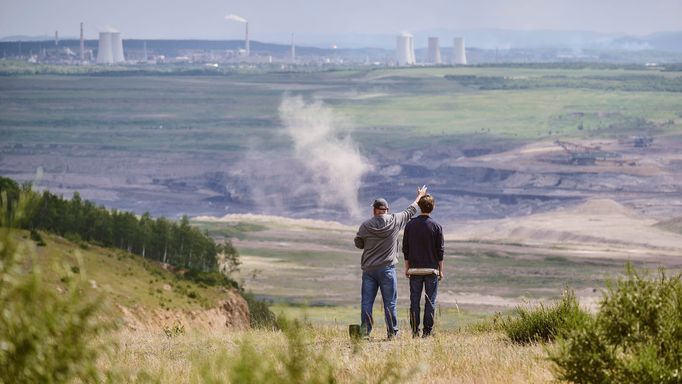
[354,186,428,339]
[402,194,444,337]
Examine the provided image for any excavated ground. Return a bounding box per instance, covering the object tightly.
[3,135,681,223]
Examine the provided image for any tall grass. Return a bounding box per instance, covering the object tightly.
[101,324,553,383]
[501,290,588,344]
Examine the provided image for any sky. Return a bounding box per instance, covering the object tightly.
[2,0,681,44]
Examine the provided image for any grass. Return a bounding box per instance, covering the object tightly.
[269,303,489,330]
[101,326,554,383]
[26,230,233,314]
[501,290,587,344]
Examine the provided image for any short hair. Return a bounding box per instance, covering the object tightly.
[418,194,434,213]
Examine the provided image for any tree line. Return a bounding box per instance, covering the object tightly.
[0,176,238,273]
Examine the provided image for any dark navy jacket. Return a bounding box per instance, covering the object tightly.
[402,215,444,269]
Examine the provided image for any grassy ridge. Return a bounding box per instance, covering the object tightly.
[26,230,231,314]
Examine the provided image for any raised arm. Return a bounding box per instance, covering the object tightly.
[395,186,428,229]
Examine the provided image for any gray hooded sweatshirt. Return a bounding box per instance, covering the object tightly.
[354,202,419,271]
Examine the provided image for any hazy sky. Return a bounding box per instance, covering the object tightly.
[2,0,681,43]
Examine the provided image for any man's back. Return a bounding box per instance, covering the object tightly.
[402,215,444,269]
[355,203,417,271]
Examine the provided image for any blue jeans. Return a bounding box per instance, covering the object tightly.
[409,275,439,335]
[361,265,398,337]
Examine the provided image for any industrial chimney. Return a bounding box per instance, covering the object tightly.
[97,32,113,64]
[427,37,441,64]
[396,33,415,66]
[291,33,296,63]
[452,37,467,65]
[110,32,125,62]
[245,22,250,56]
[55,30,59,46]
[80,23,84,61]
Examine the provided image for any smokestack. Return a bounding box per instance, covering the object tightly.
[97,32,113,64]
[452,37,467,65]
[245,22,250,56]
[55,30,59,46]
[110,32,125,63]
[427,37,441,64]
[396,33,415,66]
[80,23,84,61]
[291,33,296,63]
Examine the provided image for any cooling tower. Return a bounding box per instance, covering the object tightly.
[97,32,113,64]
[111,32,125,63]
[427,37,441,64]
[396,33,415,66]
[452,37,467,65]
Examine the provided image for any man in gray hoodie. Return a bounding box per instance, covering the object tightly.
[354,186,428,339]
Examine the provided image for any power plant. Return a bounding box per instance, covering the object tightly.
[97,31,125,64]
[427,37,441,64]
[452,37,467,65]
[396,34,466,66]
[396,33,415,66]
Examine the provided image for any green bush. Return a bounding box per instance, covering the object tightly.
[29,228,45,246]
[0,193,112,384]
[550,264,682,383]
[183,269,239,289]
[243,292,278,329]
[502,290,588,344]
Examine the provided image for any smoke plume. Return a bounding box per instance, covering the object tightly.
[225,14,247,23]
[280,96,371,218]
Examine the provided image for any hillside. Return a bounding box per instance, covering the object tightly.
[24,230,249,331]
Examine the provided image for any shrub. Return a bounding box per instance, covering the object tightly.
[502,290,588,344]
[550,264,682,383]
[243,292,278,329]
[163,323,185,339]
[183,269,239,289]
[29,228,45,246]
[0,193,113,384]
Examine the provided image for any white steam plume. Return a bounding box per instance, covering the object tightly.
[225,14,247,23]
[279,95,371,218]
[98,25,119,33]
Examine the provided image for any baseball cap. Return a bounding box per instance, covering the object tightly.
[372,198,389,210]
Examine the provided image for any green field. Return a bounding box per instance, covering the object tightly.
[2,66,681,154]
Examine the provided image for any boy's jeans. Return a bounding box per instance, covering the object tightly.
[409,274,439,336]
